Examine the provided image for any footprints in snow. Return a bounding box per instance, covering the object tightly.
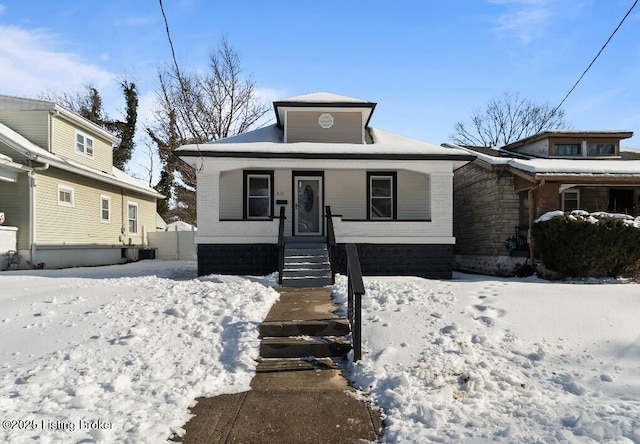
[469,283,507,328]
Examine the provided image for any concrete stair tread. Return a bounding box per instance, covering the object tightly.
[260,336,352,358]
[260,319,350,337]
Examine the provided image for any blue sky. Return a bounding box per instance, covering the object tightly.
[1,0,639,178]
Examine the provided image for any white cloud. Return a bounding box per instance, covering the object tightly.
[489,0,560,42]
[0,25,115,99]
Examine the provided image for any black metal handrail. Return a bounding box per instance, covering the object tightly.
[277,206,286,285]
[325,206,337,284]
[346,243,365,362]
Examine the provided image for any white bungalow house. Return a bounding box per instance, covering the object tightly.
[0,95,163,269]
[176,92,474,280]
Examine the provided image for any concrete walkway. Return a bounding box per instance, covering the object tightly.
[176,287,382,444]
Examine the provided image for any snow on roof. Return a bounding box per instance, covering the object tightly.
[503,130,634,151]
[0,121,55,161]
[176,124,472,158]
[508,158,640,175]
[444,142,640,176]
[0,121,161,198]
[275,92,371,104]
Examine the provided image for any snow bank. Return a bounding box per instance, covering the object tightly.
[535,209,640,228]
[334,273,640,443]
[0,261,279,443]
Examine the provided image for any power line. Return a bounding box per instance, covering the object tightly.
[158,0,182,81]
[158,0,205,171]
[553,0,638,113]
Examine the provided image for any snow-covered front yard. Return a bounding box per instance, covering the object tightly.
[334,274,640,443]
[1,261,639,443]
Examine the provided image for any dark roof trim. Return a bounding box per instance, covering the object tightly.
[273,101,377,127]
[177,150,476,162]
[503,130,634,151]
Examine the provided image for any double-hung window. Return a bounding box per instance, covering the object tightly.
[245,172,273,218]
[100,196,111,223]
[76,132,94,157]
[368,172,396,220]
[128,202,138,234]
[562,190,580,211]
[58,185,74,207]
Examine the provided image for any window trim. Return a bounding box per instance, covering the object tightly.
[127,201,138,234]
[243,170,274,219]
[367,171,397,220]
[100,195,111,223]
[57,185,75,207]
[75,131,94,158]
[561,189,580,211]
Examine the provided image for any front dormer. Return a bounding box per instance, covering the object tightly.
[502,130,634,159]
[273,92,376,144]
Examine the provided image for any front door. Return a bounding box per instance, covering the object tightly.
[608,189,634,214]
[294,176,323,236]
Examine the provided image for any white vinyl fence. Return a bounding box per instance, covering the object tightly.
[147,228,196,260]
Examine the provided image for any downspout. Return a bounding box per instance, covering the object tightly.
[28,162,50,266]
[527,178,545,263]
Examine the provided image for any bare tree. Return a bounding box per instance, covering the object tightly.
[451,92,568,147]
[40,80,139,170]
[147,37,270,224]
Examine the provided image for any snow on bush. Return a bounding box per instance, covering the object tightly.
[532,210,640,278]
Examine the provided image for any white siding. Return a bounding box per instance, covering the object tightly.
[325,170,366,219]
[397,170,430,219]
[219,169,243,218]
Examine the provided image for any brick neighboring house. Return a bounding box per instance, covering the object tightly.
[444,130,640,276]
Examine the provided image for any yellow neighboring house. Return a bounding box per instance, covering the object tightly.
[0,95,163,269]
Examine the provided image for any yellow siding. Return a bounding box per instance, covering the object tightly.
[34,168,156,246]
[0,110,50,148]
[286,111,363,143]
[51,116,113,173]
[0,174,31,250]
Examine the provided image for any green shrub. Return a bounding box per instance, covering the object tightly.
[531,212,640,278]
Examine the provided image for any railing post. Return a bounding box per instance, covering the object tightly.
[325,205,336,284]
[277,206,285,285]
[345,243,365,362]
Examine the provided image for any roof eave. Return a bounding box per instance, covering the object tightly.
[273,101,377,128]
[176,149,476,162]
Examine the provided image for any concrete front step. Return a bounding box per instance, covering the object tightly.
[259,319,350,338]
[281,276,333,287]
[283,262,330,270]
[282,268,331,278]
[260,336,352,358]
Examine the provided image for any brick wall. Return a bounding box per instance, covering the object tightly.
[453,163,520,256]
